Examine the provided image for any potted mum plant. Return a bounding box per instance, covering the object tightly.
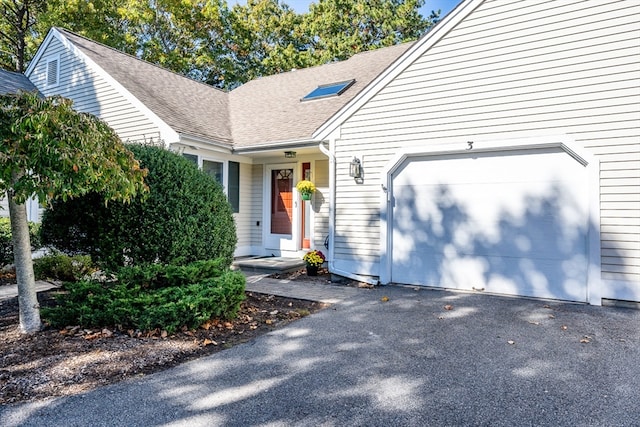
[303,249,325,276]
[296,180,316,201]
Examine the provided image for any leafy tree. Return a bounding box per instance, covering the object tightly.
[0,91,147,333]
[0,0,47,72]
[302,0,439,63]
[36,0,131,51]
[220,0,312,88]
[116,0,209,76]
[1,0,440,89]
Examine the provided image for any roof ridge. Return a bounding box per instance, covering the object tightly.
[231,41,414,91]
[53,27,227,95]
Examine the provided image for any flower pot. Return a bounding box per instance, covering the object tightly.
[301,192,312,201]
[306,265,318,276]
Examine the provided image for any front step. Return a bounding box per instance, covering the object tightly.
[232,256,305,275]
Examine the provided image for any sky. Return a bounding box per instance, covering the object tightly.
[235,0,461,18]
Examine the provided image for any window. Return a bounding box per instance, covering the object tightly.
[228,161,240,213]
[182,153,198,165]
[181,155,240,213]
[203,160,223,185]
[302,79,355,101]
[46,56,60,88]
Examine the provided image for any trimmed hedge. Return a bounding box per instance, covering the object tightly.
[116,258,227,289]
[41,259,246,333]
[40,144,237,269]
[0,217,41,266]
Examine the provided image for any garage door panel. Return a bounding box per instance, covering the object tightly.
[391,148,590,302]
[394,251,587,300]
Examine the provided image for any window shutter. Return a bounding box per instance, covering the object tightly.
[228,161,240,213]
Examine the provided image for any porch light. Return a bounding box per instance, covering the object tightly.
[349,157,363,179]
[284,151,296,158]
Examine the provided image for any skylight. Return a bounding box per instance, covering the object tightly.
[302,79,355,101]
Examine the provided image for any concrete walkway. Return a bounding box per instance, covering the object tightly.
[244,273,362,304]
[0,281,60,301]
[0,274,358,305]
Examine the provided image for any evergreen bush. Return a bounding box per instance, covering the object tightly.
[33,252,93,282]
[40,145,237,269]
[41,260,246,333]
[0,217,41,266]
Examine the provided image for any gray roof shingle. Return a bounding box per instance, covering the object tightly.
[0,69,39,94]
[56,28,232,146]
[229,43,413,148]
[54,28,411,149]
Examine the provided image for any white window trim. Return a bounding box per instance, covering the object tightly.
[45,54,61,88]
[183,152,241,213]
[200,157,227,191]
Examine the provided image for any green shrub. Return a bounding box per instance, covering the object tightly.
[116,258,227,289]
[0,217,42,266]
[40,144,237,269]
[33,252,93,282]
[41,259,246,333]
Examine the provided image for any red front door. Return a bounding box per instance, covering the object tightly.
[271,168,293,235]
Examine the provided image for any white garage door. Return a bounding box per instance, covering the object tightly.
[391,147,590,302]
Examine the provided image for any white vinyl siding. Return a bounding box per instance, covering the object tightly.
[233,162,254,255]
[313,159,330,249]
[334,0,640,289]
[28,37,161,143]
[249,164,264,249]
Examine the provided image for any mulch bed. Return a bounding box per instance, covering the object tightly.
[0,270,329,405]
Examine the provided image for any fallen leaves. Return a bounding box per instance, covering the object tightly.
[444,304,453,311]
[380,296,389,302]
[580,336,592,344]
[1,292,325,406]
[357,282,375,289]
[60,326,116,340]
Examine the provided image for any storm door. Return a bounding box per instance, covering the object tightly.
[265,165,298,251]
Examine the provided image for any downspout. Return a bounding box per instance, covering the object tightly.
[319,141,379,286]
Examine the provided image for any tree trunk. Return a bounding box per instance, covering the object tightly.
[8,195,41,334]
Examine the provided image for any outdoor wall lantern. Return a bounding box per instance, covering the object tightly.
[349,157,363,180]
[284,151,296,158]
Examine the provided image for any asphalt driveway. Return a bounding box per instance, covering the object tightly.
[2,285,639,426]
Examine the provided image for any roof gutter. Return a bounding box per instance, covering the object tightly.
[233,139,319,154]
[318,140,379,286]
[176,132,234,151]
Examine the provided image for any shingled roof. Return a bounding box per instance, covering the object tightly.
[229,42,413,148]
[0,69,39,94]
[50,28,412,149]
[56,28,232,146]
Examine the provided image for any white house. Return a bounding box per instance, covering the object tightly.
[314,0,640,304]
[6,0,638,305]
[21,27,411,259]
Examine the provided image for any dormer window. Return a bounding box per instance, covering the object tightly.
[46,55,60,87]
[302,79,355,101]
